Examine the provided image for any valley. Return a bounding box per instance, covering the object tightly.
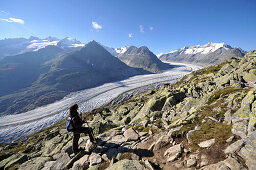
[0,62,200,143]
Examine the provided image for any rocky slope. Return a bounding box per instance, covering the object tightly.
[118,46,172,73]
[158,42,246,65]
[1,51,256,170]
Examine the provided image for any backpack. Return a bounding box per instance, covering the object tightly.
[66,117,74,132]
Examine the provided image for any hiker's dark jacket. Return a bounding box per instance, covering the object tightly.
[72,115,84,129]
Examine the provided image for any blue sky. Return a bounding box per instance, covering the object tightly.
[0,0,255,54]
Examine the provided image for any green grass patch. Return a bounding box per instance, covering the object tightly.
[193,61,227,77]
[190,121,232,145]
[207,87,246,104]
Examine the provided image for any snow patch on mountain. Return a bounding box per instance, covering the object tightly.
[114,46,130,55]
[102,45,130,56]
[22,37,85,52]
[184,42,230,54]
[158,42,232,57]
[26,40,59,51]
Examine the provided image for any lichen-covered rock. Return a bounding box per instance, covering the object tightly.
[50,153,70,169]
[238,146,256,170]
[224,140,244,154]
[0,153,28,169]
[106,159,145,170]
[42,135,64,156]
[231,120,248,138]
[18,157,52,170]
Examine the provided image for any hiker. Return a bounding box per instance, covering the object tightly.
[68,104,96,154]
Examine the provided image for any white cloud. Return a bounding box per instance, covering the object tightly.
[0,10,9,14]
[139,25,144,33]
[149,26,154,31]
[1,17,24,24]
[92,21,102,30]
[128,33,133,38]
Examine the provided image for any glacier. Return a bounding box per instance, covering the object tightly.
[0,62,201,143]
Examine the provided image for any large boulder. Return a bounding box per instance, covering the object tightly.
[18,157,52,170]
[123,128,139,141]
[0,153,28,169]
[164,144,183,162]
[224,140,244,154]
[72,155,90,170]
[50,153,70,170]
[42,135,65,156]
[198,139,215,148]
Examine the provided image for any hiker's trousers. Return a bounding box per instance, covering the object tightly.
[72,127,94,154]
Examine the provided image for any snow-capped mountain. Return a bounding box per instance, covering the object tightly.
[158,42,246,65]
[0,36,85,59]
[102,45,130,56]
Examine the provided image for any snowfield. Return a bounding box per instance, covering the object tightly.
[0,63,201,143]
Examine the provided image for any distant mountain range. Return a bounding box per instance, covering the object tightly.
[158,42,246,65]
[0,40,148,115]
[0,36,84,59]
[0,37,247,115]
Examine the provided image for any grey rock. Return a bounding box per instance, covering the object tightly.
[231,120,248,138]
[42,161,55,170]
[225,140,244,154]
[200,161,230,170]
[18,157,52,170]
[223,157,243,170]
[187,158,197,167]
[164,144,183,162]
[226,136,235,143]
[51,153,70,170]
[110,135,127,144]
[89,153,102,166]
[72,155,89,170]
[0,153,28,170]
[124,128,139,141]
[198,139,215,148]
[168,125,183,136]
[238,146,256,170]
[200,154,208,167]
[153,135,172,151]
[106,159,145,170]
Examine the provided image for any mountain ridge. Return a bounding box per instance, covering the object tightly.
[158,42,246,65]
[118,46,172,73]
[0,40,148,115]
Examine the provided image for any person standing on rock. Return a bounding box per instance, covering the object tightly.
[68,104,96,154]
